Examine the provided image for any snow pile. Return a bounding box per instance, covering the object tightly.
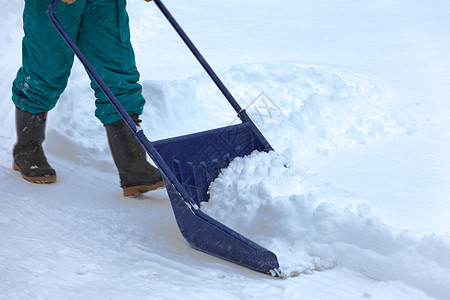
[139,62,414,157]
[224,63,414,154]
[45,62,411,168]
[203,151,450,299]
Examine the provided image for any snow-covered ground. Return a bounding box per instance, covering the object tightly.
[1,0,449,299]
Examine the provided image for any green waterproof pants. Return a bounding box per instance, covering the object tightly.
[12,0,145,124]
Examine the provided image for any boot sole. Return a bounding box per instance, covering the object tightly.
[13,162,57,184]
[123,180,165,197]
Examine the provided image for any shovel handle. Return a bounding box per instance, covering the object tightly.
[151,0,273,150]
[152,0,245,116]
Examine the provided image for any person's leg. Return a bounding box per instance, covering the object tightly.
[12,0,85,183]
[12,0,86,112]
[79,0,162,196]
[77,0,145,125]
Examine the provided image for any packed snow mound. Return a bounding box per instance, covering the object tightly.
[45,62,413,168]
[223,63,415,155]
[140,62,413,155]
[202,151,450,299]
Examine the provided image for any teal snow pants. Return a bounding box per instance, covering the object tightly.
[12,0,145,124]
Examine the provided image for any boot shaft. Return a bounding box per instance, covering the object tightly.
[105,114,145,173]
[105,114,162,189]
[15,107,48,147]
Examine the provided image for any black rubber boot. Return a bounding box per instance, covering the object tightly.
[13,107,56,183]
[105,115,164,196]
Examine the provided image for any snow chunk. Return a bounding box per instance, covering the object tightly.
[203,151,450,299]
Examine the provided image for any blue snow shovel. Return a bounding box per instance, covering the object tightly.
[49,0,281,276]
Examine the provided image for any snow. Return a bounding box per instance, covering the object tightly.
[204,151,450,299]
[1,0,449,299]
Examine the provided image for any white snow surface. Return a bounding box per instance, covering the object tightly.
[1,0,450,299]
